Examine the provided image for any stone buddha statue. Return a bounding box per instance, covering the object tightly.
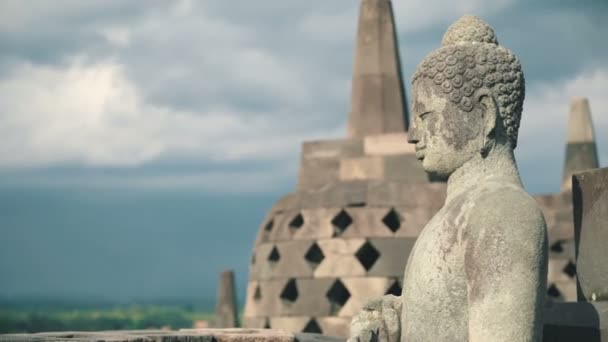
[348,15,548,342]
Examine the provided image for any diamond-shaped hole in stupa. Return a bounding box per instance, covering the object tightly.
[264,219,274,232]
[289,213,304,230]
[385,280,402,296]
[253,285,262,301]
[304,242,325,269]
[331,209,353,237]
[355,241,380,271]
[550,240,564,253]
[268,246,281,263]
[382,208,402,233]
[326,279,351,315]
[302,319,323,334]
[280,278,299,303]
[547,283,562,299]
[563,261,576,278]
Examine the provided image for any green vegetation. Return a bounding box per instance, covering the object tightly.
[0,299,216,334]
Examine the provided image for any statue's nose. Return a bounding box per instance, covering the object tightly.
[408,119,420,144]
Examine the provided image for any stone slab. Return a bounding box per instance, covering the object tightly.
[363,133,414,156]
[573,167,608,302]
[366,181,446,208]
[543,302,608,341]
[316,317,351,338]
[366,238,416,277]
[301,139,364,160]
[339,277,393,317]
[251,241,316,281]
[382,154,431,183]
[314,239,367,278]
[339,156,385,181]
[298,158,341,191]
[336,207,395,239]
[0,328,345,342]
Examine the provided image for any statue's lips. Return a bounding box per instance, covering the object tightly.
[415,147,426,160]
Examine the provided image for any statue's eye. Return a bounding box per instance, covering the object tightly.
[419,111,431,120]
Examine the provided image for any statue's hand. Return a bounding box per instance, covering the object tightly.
[347,295,401,342]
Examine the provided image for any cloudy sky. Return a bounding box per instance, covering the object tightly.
[0,0,606,302]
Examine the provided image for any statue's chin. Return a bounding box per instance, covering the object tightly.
[422,158,453,179]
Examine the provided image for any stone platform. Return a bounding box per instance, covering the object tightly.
[0,328,345,342]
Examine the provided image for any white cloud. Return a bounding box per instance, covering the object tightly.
[0,58,341,169]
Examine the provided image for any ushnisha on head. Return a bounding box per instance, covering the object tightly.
[409,15,525,177]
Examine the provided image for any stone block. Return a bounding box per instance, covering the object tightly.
[0,329,346,342]
[302,139,364,160]
[244,279,285,317]
[242,316,267,329]
[394,207,435,237]
[291,209,336,240]
[543,302,608,341]
[339,277,393,317]
[251,241,316,280]
[316,317,351,338]
[298,157,341,191]
[340,156,384,181]
[367,181,446,208]
[382,154,431,183]
[279,278,336,316]
[270,317,311,334]
[267,210,302,242]
[336,207,395,239]
[317,181,369,208]
[548,258,577,284]
[314,239,367,278]
[366,238,416,276]
[363,133,414,156]
[573,167,608,302]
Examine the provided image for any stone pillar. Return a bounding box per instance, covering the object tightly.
[348,0,408,138]
[215,270,239,328]
[573,167,608,302]
[562,97,599,192]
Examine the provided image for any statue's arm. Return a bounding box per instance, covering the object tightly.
[347,294,401,342]
[464,190,548,342]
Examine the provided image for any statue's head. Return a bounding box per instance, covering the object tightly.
[408,15,525,178]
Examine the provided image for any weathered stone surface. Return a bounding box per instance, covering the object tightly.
[573,167,608,302]
[363,133,414,156]
[0,328,346,342]
[562,97,599,191]
[215,270,239,328]
[348,0,408,137]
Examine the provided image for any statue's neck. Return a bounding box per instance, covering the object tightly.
[445,145,522,203]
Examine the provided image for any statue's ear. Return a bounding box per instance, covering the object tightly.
[475,89,499,155]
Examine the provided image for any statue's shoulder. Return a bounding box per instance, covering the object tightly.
[468,182,547,237]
